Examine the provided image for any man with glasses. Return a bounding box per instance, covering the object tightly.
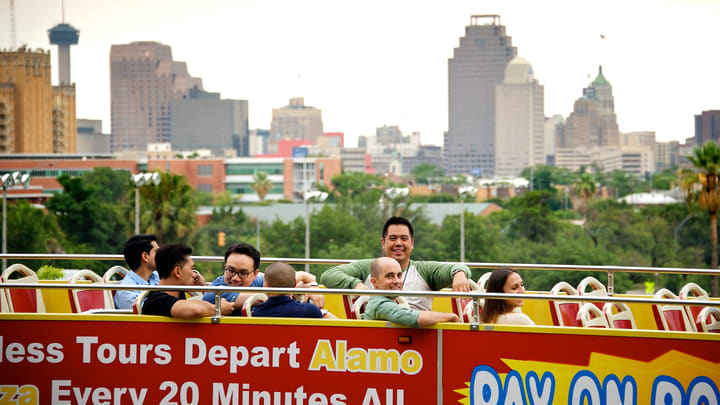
[143,244,234,318]
[203,243,325,310]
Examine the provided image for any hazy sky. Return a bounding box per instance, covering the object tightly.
[3,0,719,147]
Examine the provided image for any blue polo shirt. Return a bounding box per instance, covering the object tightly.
[252,296,323,318]
[113,270,160,309]
[202,274,264,304]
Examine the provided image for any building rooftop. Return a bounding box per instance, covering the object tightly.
[48,23,79,45]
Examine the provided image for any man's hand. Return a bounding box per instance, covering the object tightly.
[354,281,370,290]
[192,270,206,286]
[308,294,325,308]
[220,298,234,316]
[451,270,471,292]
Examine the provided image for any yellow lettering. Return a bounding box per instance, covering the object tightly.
[346,348,367,372]
[400,350,422,375]
[369,349,400,373]
[17,386,38,405]
[309,340,337,371]
[0,386,17,405]
[336,340,346,370]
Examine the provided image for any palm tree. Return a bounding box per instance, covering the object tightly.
[138,172,198,245]
[688,141,720,296]
[573,173,596,217]
[251,171,273,201]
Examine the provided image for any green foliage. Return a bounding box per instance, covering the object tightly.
[46,173,129,255]
[37,265,64,280]
[132,172,199,245]
[411,163,443,185]
[251,171,273,201]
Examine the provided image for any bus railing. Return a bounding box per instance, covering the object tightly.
[2,253,719,296]
[2,282,718,327]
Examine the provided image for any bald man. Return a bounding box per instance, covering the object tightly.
[363,257,459,327]
[252,262,335,319]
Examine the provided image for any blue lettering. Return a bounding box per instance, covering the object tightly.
[471,365,502,405]
[604,375,637,405]
[652,376,684,405]
[526,371,555,405]
[686,376,719,405]
[569,370,602,405]
[502,371,527,405]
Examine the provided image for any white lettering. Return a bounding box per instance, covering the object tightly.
[72,386,91,405]
[185,338,206,365]
[230,346,248,373]
[51,380,72,405]
[154,344,172,365]
[250,346,269,367]
[77,336,99,363]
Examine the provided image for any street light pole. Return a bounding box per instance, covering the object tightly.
[458,185,477,263]
[1,172,30,271]
[304,190,328,273]
[132,172,161,235]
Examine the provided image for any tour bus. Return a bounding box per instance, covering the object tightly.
[1,254,719,405]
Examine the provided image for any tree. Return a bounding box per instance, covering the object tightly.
[136,172,199,245]
[573,173,597,217]
[411,163,443,185]
[251,171,273,201]
[81,167,131,204]
[688,141,720,296]
[46,174,127,254]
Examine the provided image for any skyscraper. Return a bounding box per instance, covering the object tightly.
[110,42,203,152]
[494,56,544,177]
[270,98,323,153]
[695,110,720,146]
[0,47,76,153]
[170,88,249,157]
[446,15,517,177]
[560,66,620,149]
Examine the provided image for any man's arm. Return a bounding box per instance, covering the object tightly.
[366,297,421,328]
[170,299,231,319]
[416,261,472,291]
[295,271,326,308]
[319,259,374,290]
[417,311,460,327]
[114,289,140,309]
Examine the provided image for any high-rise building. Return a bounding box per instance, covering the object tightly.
[561,66,620,149]
[0,47,76,153]
[544,114,564,165]
[77,119,110,153]
[270,98,323,152]
[494,56,544,177]
[446,15,517,176]
[170,88,249,157]
[695,110,720,146]
[110,41,203,152]
[656,141,680,171]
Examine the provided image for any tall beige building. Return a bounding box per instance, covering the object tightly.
[0,47,76,153]
[560,66,619,149]
[270,98,323,150]
[110,42,203,152]
[495,56,544,176]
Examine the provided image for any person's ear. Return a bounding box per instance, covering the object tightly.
[172,266,181,279]
[141,251,150,263]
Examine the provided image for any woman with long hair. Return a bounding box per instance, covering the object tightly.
[480,268,534,325]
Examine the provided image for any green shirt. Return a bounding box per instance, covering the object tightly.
[363,295,420,328]
[319,259,471,311]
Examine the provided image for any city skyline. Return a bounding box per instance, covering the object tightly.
[3,0,718,148]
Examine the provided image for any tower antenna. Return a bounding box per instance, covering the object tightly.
[9,0,17,49]
[62,0,65,22]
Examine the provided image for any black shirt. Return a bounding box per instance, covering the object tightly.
[142,291,186,317]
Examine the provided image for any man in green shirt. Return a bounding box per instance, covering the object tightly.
[363,257,459,327]
[320,216,472,311]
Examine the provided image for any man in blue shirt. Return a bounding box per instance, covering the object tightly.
[114,235,160,309]
[203,243,324,310]
[115,235,206,309]
[252,262,333,318]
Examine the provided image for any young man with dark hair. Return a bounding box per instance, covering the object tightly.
[320,216,472,311]
[115,234,160,309]
[251,262,334,318]
[116,235,206,309]
[363,257,458,327]
[203,243,325,310]
[142,244,233,318]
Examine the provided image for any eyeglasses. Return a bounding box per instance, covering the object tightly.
[225,267,254,279]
